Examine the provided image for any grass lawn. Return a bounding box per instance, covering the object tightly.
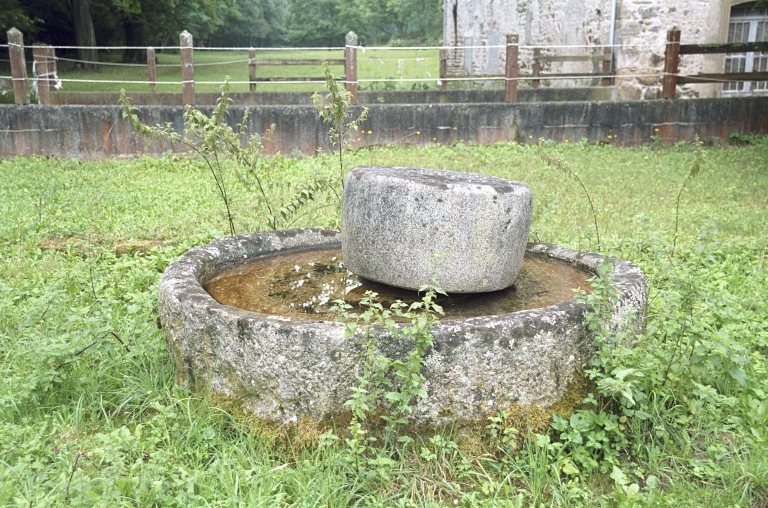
[1,48,441,94]
[0,138,766,506]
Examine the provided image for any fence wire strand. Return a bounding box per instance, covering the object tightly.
[194,59,250,66]
[51,72,674,86]
[36,43,662,52]
[52,56,167,67]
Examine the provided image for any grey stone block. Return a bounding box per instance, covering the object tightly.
[342,166,533,293]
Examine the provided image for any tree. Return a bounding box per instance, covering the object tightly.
[70,0,98,67]
[207,0,286,48]
[0,0,40,42]
[108,0,244,60]
[287,0,345,47]
[12,0,285,59]
[383,0,443,43]
[286,0,443,47]
[261,0,288,46]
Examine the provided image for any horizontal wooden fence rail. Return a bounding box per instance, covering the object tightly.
[677,72,768,85]
[663,27,768,99]
[255,77,335,82]
[437,35,614,102]
[678,41,768,55]
[532,47,613,88]
[253,59,346,66]
[248,58,346,88]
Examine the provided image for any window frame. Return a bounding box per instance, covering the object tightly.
[723,5,768,95]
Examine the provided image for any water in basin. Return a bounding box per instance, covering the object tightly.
[203,247,592,321]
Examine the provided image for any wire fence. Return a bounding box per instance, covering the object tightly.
[1,43,657,91]
[3,36,764,101]
[41,73,764,87]
[19,42,663,51]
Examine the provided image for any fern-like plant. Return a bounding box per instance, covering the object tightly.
[120,83,244,235]
[120,80,331,234]
[672,135,703,254]
[313,62,369,190]
[539,144,602,251]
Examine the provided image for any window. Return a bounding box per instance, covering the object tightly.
[724,4,768,94]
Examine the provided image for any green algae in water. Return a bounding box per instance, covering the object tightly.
[204,248,592,322]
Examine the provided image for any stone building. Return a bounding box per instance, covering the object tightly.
[443,0,768,99]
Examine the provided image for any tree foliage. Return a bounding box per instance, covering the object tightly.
[10,0,441,50]
[286,0,443,46]
[0,0,41,42]
[15,0,286,51]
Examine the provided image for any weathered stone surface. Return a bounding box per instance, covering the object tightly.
[3,98,768,159]
[158,229,648,426]
[443,0,727,100]
[342,166,533,293]
[46,88,616,106]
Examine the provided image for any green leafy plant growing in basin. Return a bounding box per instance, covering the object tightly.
[119,81,332,235]
[329,284,445,470]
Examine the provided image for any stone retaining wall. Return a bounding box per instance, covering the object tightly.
[46,87,615,106]
[1,97,766,160]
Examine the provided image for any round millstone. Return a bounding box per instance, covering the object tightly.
[342,166,533,293]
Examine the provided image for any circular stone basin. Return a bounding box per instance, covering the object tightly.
[158,229,648,426]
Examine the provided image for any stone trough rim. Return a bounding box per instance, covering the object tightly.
[158,228,648,424]
[160,227,644,332]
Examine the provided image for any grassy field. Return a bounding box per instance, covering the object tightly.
[0,138,767,506]
[1,48,441,94]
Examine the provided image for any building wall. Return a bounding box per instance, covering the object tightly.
[444,0,755,99]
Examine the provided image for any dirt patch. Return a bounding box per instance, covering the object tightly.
[41,236,167,257]
[113,239,166,257]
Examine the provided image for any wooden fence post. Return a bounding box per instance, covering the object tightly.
[439,48,447,90]
[7,27,29,105]
[602,47,613,86]
[662,27,681,99]
[47,46,56,94]
[147,47,156,92]
[532,47,541,89]
[249,48,257,92]
[32,45,50,105]
[505,33,518,103]
[345,31,358,105]
[180,30,194,105]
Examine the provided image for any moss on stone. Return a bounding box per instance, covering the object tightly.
[186,364,590,456]
[425,370,591,457]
